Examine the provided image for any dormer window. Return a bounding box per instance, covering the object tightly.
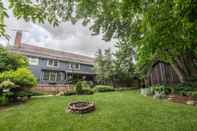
[75,63,80,70]
[47,59,59,67]
[68,63,80,70]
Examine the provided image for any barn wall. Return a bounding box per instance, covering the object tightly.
[145,62,180,86]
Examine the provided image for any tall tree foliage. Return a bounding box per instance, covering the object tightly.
[0,46,28,72]
[94,49,113,84]
[103,49,113,81]
[0,0,197,82]
[113,40,136,80]
[0,47,37,103]
[94,49,105,83]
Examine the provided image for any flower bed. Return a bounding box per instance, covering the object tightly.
[168,94,196,106]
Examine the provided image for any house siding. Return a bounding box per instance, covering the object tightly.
[27,56,95,84]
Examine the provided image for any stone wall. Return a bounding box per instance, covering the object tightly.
[35,84,73,93]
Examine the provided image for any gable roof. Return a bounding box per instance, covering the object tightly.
[145,60,170,77]
[9,44,95,65]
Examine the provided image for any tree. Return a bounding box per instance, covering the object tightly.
[113,40,136,81]
[103,49,113,82]
[1,0,197,83]
[0,47,37,103]
[0,46,28,72]
[94,49,105,83]
[94,49,113,84]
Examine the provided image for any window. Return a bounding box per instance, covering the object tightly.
[67,74,73,80]
[75,64,80,70]
[68,63,80,70]
[56,72,62,81]
[42,71,63,81]
[28,57,39,65]
[47,59,59,67]
[68,63,73,69]
[50,72,57,81]
[43,71,50,80]
[54,61,59,67]
[48,60,53,66]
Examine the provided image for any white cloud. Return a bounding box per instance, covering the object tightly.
[0,16,115,57]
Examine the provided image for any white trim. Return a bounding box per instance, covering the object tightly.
[68,63,80,70]
[75,63,80,70]
[42,71,64,82]
[68,63,72,69]
[28,57,39,65]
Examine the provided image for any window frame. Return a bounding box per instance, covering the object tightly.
[74,63,80,70]
[50,72,57,81]
[47,59,59,67]
[42,71,64,81]
[42,71,50,81]
[68,63,80,70]
[28,57,39,65]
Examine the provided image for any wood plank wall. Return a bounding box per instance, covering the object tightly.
[145,62,180,86]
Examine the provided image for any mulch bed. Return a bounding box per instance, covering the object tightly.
[168,94,196,106]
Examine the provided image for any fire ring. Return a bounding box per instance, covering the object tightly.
[67,101,95,113]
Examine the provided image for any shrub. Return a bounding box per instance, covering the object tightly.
[0,80,15,89]
[152,86,164,94]
[165,87,172,95]
[81,81,91,89]
[75,81,83,94]
[30,91,44,96]
[64,90,77,96]
[150,85,166,99]
[0,47,28,72]
[192,92,197,100]
[16,91,32,97]
[74,81,94,95]
[0,92,14,105]
[11,68,37,88]
[95,85,115,92]
[174,83,193,92]
[0,95,8,105]
[0,68,37,89]
[151,85,172,95]
[178,91,189,96]
[81,89,94,95]
[87,81,95,88]
[140,85,172,98]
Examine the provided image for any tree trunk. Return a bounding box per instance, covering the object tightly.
[171,50,197,83]
[171,63,186,83]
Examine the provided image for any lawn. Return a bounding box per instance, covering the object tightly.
[0,91,197,131]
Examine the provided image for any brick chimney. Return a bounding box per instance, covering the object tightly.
[15,31,22,48]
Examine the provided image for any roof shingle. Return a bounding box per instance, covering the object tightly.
[10,44,95,65]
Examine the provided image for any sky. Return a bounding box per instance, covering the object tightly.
[0,4,115,57]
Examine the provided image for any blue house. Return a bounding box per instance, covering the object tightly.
[10,31,96,91]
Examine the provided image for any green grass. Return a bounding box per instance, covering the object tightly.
[0,91,197,131]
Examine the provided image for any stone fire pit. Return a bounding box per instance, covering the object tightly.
[67,101,95,113]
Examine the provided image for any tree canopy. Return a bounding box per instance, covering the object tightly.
[94,49,113,84]
[0,0,197,82]
[0,46,28,72]
[0,46,36,87]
